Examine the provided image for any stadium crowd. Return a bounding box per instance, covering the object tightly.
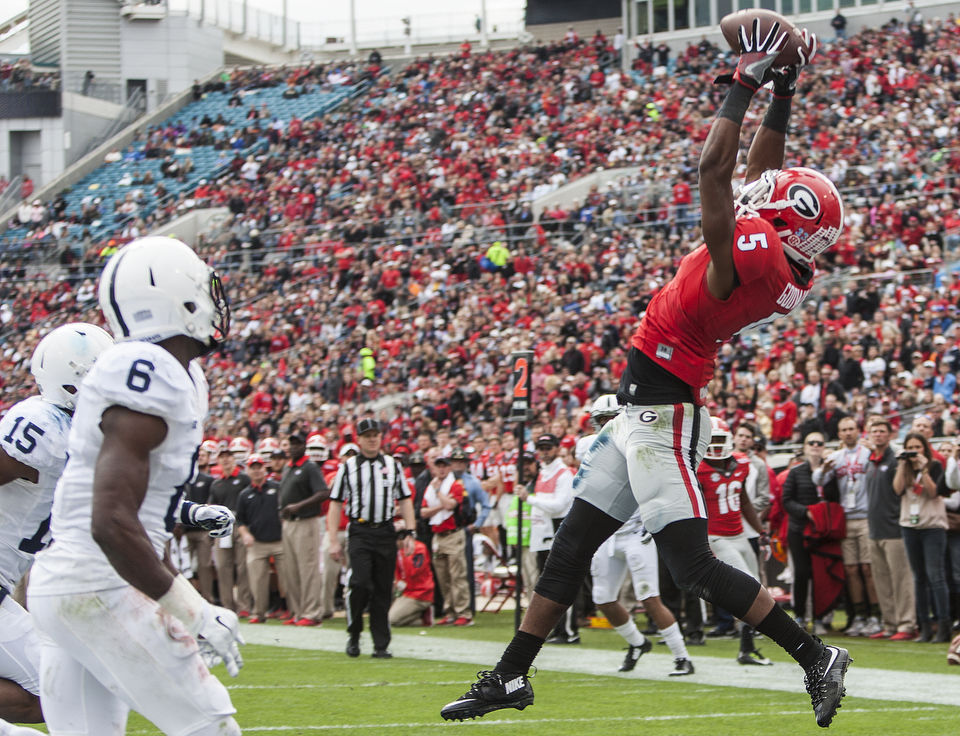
[1,14,960,641]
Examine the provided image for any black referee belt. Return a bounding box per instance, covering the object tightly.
[351,519,390,528]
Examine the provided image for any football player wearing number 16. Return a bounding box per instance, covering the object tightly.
[442,21,851,729]
[28,237,244,736]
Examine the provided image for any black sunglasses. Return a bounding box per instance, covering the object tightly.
[806,440,825,446]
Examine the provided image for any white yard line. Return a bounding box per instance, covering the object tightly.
[239,626,960,708]
[131,707,944,734]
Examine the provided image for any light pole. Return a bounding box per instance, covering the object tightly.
[349,0,357,54]
[480,0,489,48]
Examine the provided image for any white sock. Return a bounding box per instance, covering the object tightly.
[614,619,646,647]
[0,718,46,736]
[659,621,689,661]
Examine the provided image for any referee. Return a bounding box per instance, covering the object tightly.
[328,417,416,659]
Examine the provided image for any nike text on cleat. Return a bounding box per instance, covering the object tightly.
[440,671,534,721]
[618,638,653,672]
[669,658,695,676]
[737,649,773,666]
[804,644,851,728]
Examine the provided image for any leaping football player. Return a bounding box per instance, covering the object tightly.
[442,20,851,729]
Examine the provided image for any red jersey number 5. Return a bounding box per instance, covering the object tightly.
[736,233,769,252]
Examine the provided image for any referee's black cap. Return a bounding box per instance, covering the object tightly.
[356,417,381,436]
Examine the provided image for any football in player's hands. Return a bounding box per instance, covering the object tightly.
[720,9,806,66]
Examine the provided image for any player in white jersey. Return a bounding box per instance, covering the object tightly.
[580,396,694,677]
[28,237,243,736]
[0,323,113,732]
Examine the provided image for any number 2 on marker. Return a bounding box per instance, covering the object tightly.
[513,357,528,399]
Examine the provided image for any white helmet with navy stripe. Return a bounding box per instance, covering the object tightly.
[98,237,229,351]
[31,322,114,410]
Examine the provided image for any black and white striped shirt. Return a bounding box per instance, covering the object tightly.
[329,453,411,524]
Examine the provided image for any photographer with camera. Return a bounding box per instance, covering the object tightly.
[893,433,950,642]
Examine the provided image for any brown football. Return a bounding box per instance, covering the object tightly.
[720,9,806,66]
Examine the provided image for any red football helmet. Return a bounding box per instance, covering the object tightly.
[256,436,281,456]
[736,167,844,265]
[705,416,734,460]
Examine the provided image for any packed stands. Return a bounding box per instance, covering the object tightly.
[0,18,959,451]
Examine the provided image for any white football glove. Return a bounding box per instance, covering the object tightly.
[159,575,245,678]
[182,501,236,538]
[197,639,224,670]
[197,604,245,677]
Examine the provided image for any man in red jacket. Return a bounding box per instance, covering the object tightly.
[771,387,798,444]
[390,536,435,627]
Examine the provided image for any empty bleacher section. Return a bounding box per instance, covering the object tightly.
[0,62,377,254]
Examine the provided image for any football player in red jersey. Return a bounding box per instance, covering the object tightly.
[442,21,850,729]
[699,418,772,666]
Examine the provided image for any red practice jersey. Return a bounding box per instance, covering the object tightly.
[698,453,751,537]
[631,217,813,403]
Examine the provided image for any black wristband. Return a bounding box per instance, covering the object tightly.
[761,96,792,135]
[717,83,754,125]
[396,529,414,539]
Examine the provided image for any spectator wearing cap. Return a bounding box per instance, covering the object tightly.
[208,446,253,616]
[450,446,492,615]
[278,432,330,627]
[328,418,416,657]
[520,433,576,643]
[236,454,287,623]
[182,441,217,602]
[422,454,472,626]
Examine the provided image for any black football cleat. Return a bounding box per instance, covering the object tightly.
[618,638,653,672]
[345,636,360,658]
[668,657,695,676]
[440,671,534,721]
[804,644,851,728]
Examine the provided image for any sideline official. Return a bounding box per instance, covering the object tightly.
[328,418,416,658]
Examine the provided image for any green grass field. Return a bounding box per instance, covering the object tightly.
[21,613,960,735]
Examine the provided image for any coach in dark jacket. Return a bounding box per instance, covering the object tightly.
[782,431,826,626]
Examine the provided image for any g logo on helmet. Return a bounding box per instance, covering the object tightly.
[788,184,820,219]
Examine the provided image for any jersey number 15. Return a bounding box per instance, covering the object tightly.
[2,416,45,455]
